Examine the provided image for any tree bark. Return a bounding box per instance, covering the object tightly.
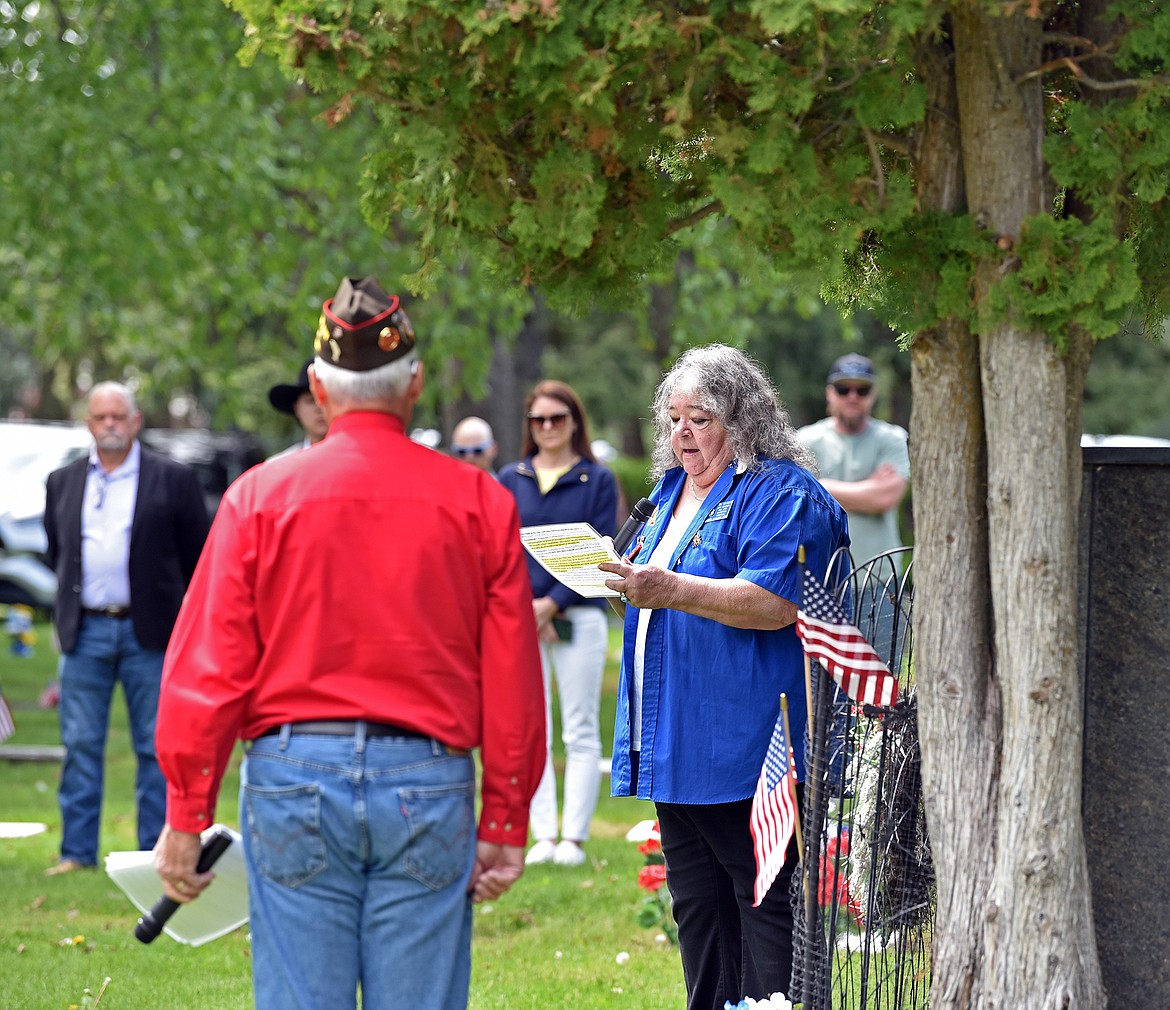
[918,6,1106,1007]
[911,27,1001,1007]
[912,317,997,1009]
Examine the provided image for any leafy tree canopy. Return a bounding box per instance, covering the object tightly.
[0,0,529,434]
[227,0,1170,342]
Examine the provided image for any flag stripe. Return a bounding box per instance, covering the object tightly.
[795,569,899,709]
[0,693,15,744]
[749,708,798,907]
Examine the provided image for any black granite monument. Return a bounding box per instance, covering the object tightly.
[1080,445,1170,1006]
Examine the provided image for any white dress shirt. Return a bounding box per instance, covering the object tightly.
[80,440,140,610]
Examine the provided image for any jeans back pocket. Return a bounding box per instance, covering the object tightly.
[399,781,475,891]
[243,782,328,888]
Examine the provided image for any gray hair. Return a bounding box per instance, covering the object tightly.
[86,381,138,417]
[313,353,418,407]
[649,344,816,480]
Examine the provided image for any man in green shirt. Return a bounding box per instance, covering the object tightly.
[797,353,910,568]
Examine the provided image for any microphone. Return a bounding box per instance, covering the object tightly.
[134,827,234,944]
[613,497,655,557]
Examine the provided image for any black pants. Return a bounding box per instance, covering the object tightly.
[656,798,798,1010]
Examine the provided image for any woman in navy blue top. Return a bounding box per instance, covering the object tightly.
[498,380,618,867]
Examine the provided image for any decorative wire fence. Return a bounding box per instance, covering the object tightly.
[791,548,933,1010]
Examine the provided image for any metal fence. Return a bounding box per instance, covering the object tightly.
[791,548,933,1010]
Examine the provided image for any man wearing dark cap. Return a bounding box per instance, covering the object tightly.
[266,359,328,459]
[797,353,910,567]
[150,277,546,1010]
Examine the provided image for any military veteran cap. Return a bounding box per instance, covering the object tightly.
[315,276,417,371]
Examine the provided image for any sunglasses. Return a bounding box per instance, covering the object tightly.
[833,383,873,397]
[452,441,492,457]
[527,411,572,428]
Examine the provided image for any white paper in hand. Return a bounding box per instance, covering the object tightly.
[519,522,621,597]
[105,823,249,946]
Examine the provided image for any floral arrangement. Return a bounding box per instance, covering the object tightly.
[626,819,677,944]
[723,993,793,1010]
[819,826,864,928]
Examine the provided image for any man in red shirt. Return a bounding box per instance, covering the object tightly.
[151,277,545,1010]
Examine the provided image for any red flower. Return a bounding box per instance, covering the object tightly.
[637,837,662,857]
[637,864,667,892]
[817,853,864,927]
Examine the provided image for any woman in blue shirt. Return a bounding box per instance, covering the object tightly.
[600,345,848,1009]
[499,380,618,867]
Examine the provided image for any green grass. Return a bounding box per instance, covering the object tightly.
[0,619,685,1009]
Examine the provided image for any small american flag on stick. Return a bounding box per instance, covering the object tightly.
[796,568,899,708]
[0,691,15,744]
[749,694,801,907]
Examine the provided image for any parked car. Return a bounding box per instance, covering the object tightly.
[139,428,266,516]
[1081,433,1170,448]
[0,420,92,608]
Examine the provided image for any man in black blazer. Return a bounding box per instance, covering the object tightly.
[43,382,210,875]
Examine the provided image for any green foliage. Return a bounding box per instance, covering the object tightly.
[827,212,984,337]
[4,0,1169,445]
[0,1,532,430]
[220,0,1170,350]
[990,216,1140,345]
[607,455,655,504]
[1082,319,1170,436]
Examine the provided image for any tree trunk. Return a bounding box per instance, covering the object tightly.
[911,30,1001,1007]
[914,7,1106,1007]
[912,317,997,1009]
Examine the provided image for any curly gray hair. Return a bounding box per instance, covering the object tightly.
[649,344,816,480]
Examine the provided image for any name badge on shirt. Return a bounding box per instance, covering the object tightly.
[705,500,733,523]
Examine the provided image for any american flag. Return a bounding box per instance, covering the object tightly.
[0,691,15,744]
[749,701,799,907]
[796,568,899,708]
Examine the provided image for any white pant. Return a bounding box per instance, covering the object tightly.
[529,605,608,843]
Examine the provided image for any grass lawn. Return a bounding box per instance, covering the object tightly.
[0,618,685,1009]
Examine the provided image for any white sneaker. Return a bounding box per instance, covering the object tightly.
[552,840,586,866]
[525,839,558,865]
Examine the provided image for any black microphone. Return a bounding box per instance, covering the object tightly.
[613,498,655,557]
[134,827,235,944]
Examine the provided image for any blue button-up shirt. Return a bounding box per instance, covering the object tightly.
[610,458,848,805]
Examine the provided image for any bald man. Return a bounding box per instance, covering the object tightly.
[449,416,498,475]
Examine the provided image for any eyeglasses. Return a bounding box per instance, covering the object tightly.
[452,441,493,457]
[527,411,571,428]
[832,383,873,397]
[92,469,109,510]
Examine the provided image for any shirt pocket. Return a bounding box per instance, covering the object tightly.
[676,524,738,579]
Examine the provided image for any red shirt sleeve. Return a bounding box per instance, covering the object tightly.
[156,491,260,833]
[476,488,546,846]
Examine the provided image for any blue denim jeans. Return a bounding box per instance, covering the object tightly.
[241,727,477,1010]
[56,614,167,864]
